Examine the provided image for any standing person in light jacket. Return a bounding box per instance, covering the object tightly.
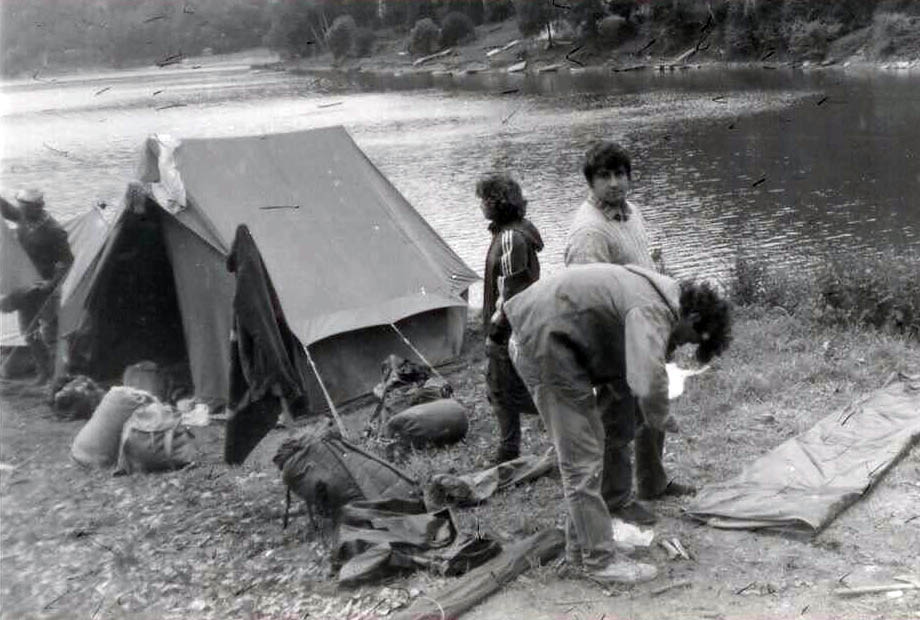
[564,140,687,526]
[502,263,731,584]
[477,172,543,464]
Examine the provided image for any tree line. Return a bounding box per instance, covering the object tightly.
[2,0,918,77]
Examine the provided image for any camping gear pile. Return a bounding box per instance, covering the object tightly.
[71,383,196,475]
[274,430,504,586]
[368,355,469,448]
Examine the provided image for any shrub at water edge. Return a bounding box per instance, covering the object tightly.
[409,18,441,55]
[326,15,357,61]
[440,11,476,48]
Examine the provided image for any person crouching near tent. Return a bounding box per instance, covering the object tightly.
[476,172,544,464]
[497,262,731,584]
[1,189,74,384]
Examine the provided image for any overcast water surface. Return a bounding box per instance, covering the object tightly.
[2,53,919,306]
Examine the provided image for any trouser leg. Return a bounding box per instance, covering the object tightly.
[596,380,636,510]
[18,296,50,380]
[511,338,616,570]
[492,402,520,455]
[486,341,524,457]
[636,421,668,498]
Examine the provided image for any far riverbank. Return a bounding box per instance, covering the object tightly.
[271,18,920,82]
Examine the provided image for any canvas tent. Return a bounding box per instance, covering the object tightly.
[57,127,478,458]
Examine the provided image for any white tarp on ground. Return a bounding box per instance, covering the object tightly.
[687,373,920,535]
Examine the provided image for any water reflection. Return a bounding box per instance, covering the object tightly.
[2,64,918,305]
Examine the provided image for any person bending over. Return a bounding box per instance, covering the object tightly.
[502,263,730,584]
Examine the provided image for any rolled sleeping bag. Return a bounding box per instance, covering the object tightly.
[71,387,155,467]
[386,398,469,448]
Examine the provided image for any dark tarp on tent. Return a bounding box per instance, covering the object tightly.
[57,127,478,458]
[686,373,920,535]
[225,225,311,463]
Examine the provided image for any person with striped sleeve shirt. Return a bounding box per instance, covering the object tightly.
[477,172,543,464]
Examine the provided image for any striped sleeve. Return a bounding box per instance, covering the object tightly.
[499,229,535,300]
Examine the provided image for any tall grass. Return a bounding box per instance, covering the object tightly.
[729,251,920,339]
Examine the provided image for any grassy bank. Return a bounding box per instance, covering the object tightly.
[2,256,919,618]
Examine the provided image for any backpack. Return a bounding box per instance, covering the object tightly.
[274,430,419,519]
[116,401,196,474]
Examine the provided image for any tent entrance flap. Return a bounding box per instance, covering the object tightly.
[80,208,190,389]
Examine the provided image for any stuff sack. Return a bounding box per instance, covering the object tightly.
[71,387,154,467]
[386,399,469,448]
[116,401,196,474]
[51,375,106,420]
[274,431,419,519]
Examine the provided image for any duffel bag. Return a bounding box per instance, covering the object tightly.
[386,399,468,448]
[71,387,154,467]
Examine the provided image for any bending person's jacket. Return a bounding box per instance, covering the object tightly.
[503,263,678,431]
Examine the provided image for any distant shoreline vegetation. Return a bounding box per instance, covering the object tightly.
[3,1,919,78]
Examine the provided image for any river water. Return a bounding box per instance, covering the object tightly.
[2,52,919,302]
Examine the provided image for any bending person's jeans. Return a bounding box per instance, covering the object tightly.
[596,379,668,507]
[509,333,617,570]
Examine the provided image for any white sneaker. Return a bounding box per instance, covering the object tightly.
[588,560,658,585]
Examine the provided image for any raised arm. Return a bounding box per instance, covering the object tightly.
[0,195,22,221]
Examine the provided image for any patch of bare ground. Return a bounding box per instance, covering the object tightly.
[2,308,918,618]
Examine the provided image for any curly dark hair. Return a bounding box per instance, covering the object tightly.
[475,172,527,225]
[583,141,632,184]
[679,280,732,364]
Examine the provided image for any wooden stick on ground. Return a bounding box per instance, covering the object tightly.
[659,539,679,560]
[834,583,920,597]
[650,580,692,597]
[392,528,564,620]
[671,538,692,560]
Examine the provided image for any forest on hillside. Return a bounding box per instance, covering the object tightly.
[2,0,919,77]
